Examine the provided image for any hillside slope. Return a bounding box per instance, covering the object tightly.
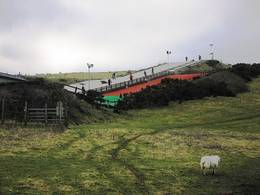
[0,78,260,194]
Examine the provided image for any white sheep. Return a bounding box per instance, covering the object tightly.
[200,155,221,175]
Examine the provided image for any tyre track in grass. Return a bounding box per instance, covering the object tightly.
[83,139,143,194]
[85,130,166,194]
[110,134,150,195]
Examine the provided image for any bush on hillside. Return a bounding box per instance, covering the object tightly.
[0,79,111,124]
[0,79,66,105]
[251,63,260,76]
[196,71,248,95]
[230,63,253,81]
[116,71,242,111]
[206,60,220,67]
[76,90,104,108]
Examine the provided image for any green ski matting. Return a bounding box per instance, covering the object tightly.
[102,96,122,106]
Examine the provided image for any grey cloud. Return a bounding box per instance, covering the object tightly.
[0,0,260,74]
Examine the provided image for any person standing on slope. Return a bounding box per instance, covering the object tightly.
[130,72,133,81]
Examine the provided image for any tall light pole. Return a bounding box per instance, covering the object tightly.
[166,50,172,65]
[209,43,214,60]
[87,63,94,90]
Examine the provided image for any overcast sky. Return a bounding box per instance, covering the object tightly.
[0,0,260,74]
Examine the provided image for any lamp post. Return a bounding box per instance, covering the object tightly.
[87,63,94,90]
[209,43,214,60]
[166,50,172,65]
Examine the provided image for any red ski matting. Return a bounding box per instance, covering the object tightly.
[103,73,206,96]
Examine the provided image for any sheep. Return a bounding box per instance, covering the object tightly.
[200,155,221,175]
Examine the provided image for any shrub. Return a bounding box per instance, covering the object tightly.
[116,71,241,111]
[77,90,104,107]
[206,60,220,67]
[196,71,248,95]
[0,79,110,124]
[230,63,253,81]
[251,63,260,76]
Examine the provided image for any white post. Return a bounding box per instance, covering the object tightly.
[87,63,94,90]
[88,66,90,90]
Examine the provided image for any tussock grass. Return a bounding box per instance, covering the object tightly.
[1,78,260,194]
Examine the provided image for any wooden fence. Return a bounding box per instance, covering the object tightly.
[1,99,67,126]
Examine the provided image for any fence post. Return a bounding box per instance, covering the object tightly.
[1,98,5,125]
[24,101,28,126]
[64,104,68,127]
[56,102,58,124]
[44,103,48,126]
[56,101,64,125]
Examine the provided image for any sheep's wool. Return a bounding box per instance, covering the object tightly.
[200,155,220,169]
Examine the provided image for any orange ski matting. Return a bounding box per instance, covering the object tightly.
[103,73,206,96]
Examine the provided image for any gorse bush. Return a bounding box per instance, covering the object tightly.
[251,63,260,76]
[230,63,260,81]
[0,78,107,124]
[196,71,248,95]
[206,60,220,67]
[76,90,104,108]
[230,63,253,81]
[0,78,68,107]
[116,63,260,111]
[116,71,250,111]
[0,79,69,121]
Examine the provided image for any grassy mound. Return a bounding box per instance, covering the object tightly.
[0,77,260,194]
[0,79,116,125]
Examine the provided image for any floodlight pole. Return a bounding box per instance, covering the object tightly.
[87,63,94,90]
[209,43,214,60]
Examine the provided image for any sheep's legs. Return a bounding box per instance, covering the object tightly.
[202,168,206,175]
[212,168,215,176]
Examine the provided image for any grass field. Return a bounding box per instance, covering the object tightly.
[1,78,260,194]
[35,71,128,84]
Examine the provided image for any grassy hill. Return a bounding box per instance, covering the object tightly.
[0,78,260,194]
[176,60,231,74]
[35,71,128,84]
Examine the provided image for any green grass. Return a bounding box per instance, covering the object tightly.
[178,62,230,74]
[1,78,260,194]
[177,62,214,74]
[35,71,128,84]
